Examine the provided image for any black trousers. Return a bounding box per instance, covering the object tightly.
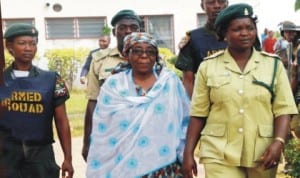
[0,131,59,178]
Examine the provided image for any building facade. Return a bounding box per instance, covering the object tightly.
[1,0,209,55]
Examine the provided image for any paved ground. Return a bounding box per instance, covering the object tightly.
[54,137,289,178]
[54,137,86,178]
[54,137,287,178]
[53,137,205,178]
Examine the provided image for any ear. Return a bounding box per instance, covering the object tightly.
[112,28,116,36]
[5,41,12,49]
[5,42,13,53]
[122,52,129,60]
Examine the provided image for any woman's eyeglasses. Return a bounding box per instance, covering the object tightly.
[130,48,157,57]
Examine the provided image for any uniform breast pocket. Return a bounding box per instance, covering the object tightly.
[251,74,273,102]
[207,76,231,103]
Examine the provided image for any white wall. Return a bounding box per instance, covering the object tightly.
[1,0,203,55]
[2,0,300,55]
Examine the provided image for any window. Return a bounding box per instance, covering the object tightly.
[45,17,107,39]
[197,13,206,27]
[142,15,175,53]
[3,19,35,32]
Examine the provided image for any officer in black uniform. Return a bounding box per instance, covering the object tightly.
[175,0,228,98]
[0,23,73,178]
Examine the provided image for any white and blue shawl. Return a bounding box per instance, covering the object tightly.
[86,68,190,178]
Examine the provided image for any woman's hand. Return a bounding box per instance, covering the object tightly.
[61,159,74,178]
[260,140,283,170]
[182,152,198,178]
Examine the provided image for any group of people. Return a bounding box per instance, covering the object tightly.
[0,0,299,178]
[262,21,300,58]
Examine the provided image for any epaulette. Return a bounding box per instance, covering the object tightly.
[93,48,111,61]
[260,51,280,59]
[204,50,225,60]
[178,31,191,49]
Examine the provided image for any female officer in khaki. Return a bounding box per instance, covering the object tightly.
[182,3,298,178]
[0,23,73,178]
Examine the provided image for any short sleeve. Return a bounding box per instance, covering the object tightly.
[175,42,194,72]
[54,73,70,106]
[272,60,298,116]
[190,62,210,117]
[86,59,101,100]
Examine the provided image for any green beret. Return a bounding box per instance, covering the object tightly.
[111,9,142,27]
[4,23,38,39]
[215,3,255,28]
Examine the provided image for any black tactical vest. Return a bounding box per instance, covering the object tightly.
[0,69,56,143]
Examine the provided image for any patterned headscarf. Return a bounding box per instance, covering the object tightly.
[123,32,158,55]
[112,32,162,74]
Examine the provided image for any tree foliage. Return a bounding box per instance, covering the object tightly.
[4,50,14,69]
[45,48,89,90]
[158,48,182,78]
[296,0,300,11]
[101,25,111,36]
[284,138,300,177]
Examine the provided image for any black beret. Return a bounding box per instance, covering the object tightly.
[111,9,142,27]
[4,23,38,39]
[215,3,256,28]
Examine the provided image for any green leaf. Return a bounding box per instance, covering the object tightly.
[295,0,300,11]
[101,25,111,36]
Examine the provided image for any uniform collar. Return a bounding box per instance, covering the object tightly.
[6,63,39,78]
[204,23,218,36]
[109,47,124,58]
[222,48,260,74]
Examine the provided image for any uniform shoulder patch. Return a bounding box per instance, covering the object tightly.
[178,31,191,49]
[93,48,111,61]
[260,51,280,59]
[204,50,225,60]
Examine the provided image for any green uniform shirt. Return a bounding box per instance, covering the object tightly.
[191,49,298,167]
[86,47,124,100]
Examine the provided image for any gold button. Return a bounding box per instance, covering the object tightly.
[238,128,244,133]
[238,89,244,94]
[239,109,244,114]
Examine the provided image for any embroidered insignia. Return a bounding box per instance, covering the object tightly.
[244,8,249,16]
[178,35,190,49]
[55,77,68,97]
[204,50,225,60]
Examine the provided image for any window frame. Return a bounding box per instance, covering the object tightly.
[45,17,107,40]
[141,14,175,53]
[2,18,35,32]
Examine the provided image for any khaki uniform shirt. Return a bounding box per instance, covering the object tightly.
[190,49,298,167]
[86,47,124,100]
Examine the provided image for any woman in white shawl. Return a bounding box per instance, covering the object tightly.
[86,32,190,178]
